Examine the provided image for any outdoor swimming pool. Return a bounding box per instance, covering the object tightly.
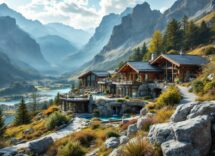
[78,114,130,121]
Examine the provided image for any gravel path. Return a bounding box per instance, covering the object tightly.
[178,86,198,104]
[0,117,87,155]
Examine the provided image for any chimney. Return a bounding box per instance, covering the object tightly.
[150,53,157,61]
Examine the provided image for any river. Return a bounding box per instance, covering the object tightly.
[1,88,71,125]
[0,88,71,105]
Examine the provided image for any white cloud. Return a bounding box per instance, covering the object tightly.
[16,0,166,30]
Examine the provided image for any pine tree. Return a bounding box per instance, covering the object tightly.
[149,30,163,54]
[0,108,5,136]
[163,19,183,51]
[184,21,199,50]
[54,93,60,105]
[198,21,211,44]
[15,98,30,125]
[129,47,142,61]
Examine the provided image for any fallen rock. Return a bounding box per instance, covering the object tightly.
[173,115,211,155]
[23,128,34,135]
[140,108,148,116]
[137,116,152,130]
[105,137,120,149]
[171,101,215,122]
[148,123,174,145]
[171,102,196,122]
[29,137,54,154]
[149,115,211,156]
[127,123,138,136]
[109,147,123,156]
[119,135,129,144]
[161,140,200,156]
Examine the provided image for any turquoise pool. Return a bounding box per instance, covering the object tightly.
[78,114,130,121]
[78,114,121,121]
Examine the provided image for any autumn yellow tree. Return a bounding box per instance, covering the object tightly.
[149,30,163,54]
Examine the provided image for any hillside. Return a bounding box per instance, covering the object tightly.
[0,52,38,87]
[0,16,50,72]
[72,0,215,78]
[37,35,78,67]
[64,8,133,70]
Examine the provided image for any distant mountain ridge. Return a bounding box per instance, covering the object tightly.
[0,3,91,47]
[0,16,50,72]
[72,0,215,77]
[0,52,39,87]
[64,7,133,70]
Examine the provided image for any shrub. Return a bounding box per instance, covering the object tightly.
[140,117,156,131]
[106,131,120,138]
[117,99,125,103]
[204,81,215,92]
[124,96,130,99]
[73,131,95,147]
[120,138,161,156]
[44,106,59,116]
[120,119,137,131]
[145,103,156,110]
[154,107,175,123]
[203,46,215,55]
[90,121,101,129]
[58,141,85,156]
[192,80,204,94]
[46,111,68,130]
[156,86,181,108]
[143,96,152,100]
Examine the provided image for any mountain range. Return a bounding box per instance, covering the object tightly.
[0,0,215,85]
[63,7,133,70]
[72,0,215,78]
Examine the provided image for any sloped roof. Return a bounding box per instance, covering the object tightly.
[151,54,208,66]
[119,61,161,73]
[78,71,109,79]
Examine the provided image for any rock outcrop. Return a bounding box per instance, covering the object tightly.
[105,137,120,149]
[148,101,215,156]
[29,137,54,154]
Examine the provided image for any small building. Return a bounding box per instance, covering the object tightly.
[151,54,208,82]
[114,61,162,97]
[78,71,109,89]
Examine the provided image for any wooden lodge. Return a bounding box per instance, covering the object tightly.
[78,71,109,89]
[112,62,162,97]
[151,54,208,82]
[78,54,208,98]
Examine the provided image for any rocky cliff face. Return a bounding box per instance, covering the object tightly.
[64,9,132,70]
[156,0,215,30]
[102,3,161,52]
[0,16,50,72]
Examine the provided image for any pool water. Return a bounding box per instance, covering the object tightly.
[79,114,130,121]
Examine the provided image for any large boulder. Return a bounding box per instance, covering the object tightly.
[161,140,200,156]
[105,137,120,149]
[29,137,54,154]
[171,101,215,122]
[171,102,197,122]
[148,123,175,144]
[149,115,211,156]
[173,115,211,155]
[127,124,138,136]
[136,116,151,130]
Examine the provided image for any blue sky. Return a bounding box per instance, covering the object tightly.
[1,0,176,30]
